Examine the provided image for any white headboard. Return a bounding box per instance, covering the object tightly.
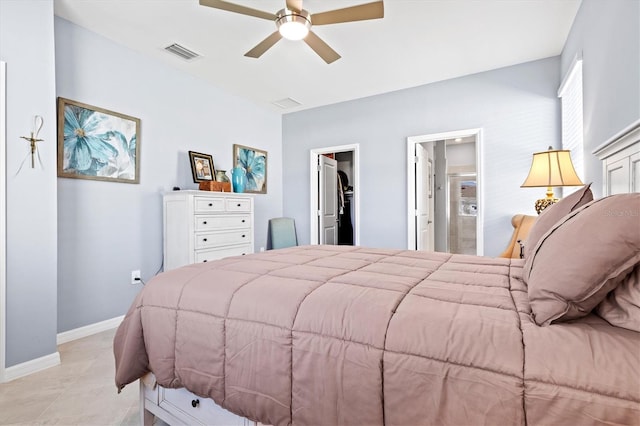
[593,119,640,196]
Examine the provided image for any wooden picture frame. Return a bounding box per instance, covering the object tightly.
[57,97,141,184]
[188,151,215,183]
[233,144,267,194]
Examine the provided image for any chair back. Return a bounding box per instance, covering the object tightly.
[268,217,298,250]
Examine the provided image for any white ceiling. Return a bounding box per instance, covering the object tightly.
[53,0,582,114]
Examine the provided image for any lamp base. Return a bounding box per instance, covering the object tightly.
[534,197,558,215]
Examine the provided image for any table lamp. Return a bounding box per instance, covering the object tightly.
[521,146,583,214]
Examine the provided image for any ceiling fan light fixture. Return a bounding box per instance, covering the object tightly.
[277,9,311,40]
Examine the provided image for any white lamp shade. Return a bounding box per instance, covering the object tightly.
[521,148,583,188]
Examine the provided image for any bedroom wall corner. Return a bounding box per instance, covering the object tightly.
[561,0,640,198]
[0,0,59,368]
[54,17,283,335]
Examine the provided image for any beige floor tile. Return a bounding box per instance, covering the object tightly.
[0,329,138,426]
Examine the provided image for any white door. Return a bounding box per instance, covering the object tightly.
[416,143,435,251]
[319,155,338,245]
[1,61,6,382]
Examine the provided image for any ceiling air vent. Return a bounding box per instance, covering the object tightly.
[272,97,302,109]
[164,43,200,61]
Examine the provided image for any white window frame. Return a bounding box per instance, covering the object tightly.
[558,55,584,194]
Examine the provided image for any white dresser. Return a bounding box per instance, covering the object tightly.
[593,119,640,196]
[163,190,254,270]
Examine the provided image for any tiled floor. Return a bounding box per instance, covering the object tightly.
[0,328,139,425]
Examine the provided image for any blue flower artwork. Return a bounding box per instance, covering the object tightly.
[233,144,267,194]
[57,98,140,183]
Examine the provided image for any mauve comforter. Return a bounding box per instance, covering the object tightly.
[114,245,640,425]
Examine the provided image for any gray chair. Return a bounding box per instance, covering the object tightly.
[267,217,298,250]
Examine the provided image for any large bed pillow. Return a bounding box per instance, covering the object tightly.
[524,193,640,326]
[523,184,593,261]
[595,264,640,332]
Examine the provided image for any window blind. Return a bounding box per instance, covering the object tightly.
[558,58,584,195]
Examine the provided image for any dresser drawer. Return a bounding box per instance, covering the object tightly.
[195,244,253,263]
[159,387,250,426]
[194,215,250,232]
[226,198,251,212]
[195,230,251,249]
[194,197,226,213]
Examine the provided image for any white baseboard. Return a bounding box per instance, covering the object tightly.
[4,351,61,382]
[57,315,125,345]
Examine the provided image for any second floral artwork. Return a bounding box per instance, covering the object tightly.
[233,144,267,194]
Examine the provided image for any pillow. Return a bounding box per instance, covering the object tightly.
[523,183,593,260]
[596,264,640,332]
[524,193,640,326]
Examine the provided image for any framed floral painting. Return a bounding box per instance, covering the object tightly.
[57,97,141,183]
[233,144,267,194]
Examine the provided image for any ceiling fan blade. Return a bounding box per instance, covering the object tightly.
[286,0,303,13]
[245,31,283,58]
[199,0,277,21]
[304,31,341,64]
[311,1,384,25]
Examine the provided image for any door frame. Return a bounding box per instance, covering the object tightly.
[1,61,7,382]
[407,128,484,255]
[309,143,360,245]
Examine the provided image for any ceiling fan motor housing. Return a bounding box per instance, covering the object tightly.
[276,8,311,40]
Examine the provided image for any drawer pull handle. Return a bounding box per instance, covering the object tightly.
[242,234,246,238]
[203,221,207,225]
[203,238,207,242]
[242,253,246,256]
[191,399,200,408]
[203,260,207,263]
[208,203,213,207]
[237,203,241,207]
[242,219,246,223]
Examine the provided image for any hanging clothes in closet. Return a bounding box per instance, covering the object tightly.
[337,170,353,245]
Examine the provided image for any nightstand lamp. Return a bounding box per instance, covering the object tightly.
[521,146,583,214]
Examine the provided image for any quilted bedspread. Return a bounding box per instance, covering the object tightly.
[114,245,640,425]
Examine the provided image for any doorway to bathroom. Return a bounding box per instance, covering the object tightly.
[407,129,483,255]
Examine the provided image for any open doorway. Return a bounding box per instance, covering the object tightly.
[309,144,360,245]
[407,129,483,255]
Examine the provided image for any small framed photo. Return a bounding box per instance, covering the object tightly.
[188,151,215,183]
[233,144,267,194]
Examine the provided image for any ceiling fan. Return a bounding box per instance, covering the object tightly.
[199,0,384,64]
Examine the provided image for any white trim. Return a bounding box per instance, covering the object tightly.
[593,118,640,158]
[309,144,360,246]
[558,54,583,97]
[407,128,484,255]
[4,351,60,382]
[56,315,125,345]
[0,61,7,383]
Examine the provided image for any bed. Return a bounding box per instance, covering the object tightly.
[114,128,640,426]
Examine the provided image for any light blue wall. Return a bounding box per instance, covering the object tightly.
[561,0,640,198]
[0,0,58,367]
[283,57,562,256]
[55,18,283,333]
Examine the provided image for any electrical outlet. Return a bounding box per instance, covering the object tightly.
[131,270,141,285]
[260,247,265,252]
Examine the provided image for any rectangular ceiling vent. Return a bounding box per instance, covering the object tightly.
[164,43,200,61]
[272,97,302,109]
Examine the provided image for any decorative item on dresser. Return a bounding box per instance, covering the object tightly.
[593,118,640,196]
[163,191,254,271]
[233,144,267,194]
